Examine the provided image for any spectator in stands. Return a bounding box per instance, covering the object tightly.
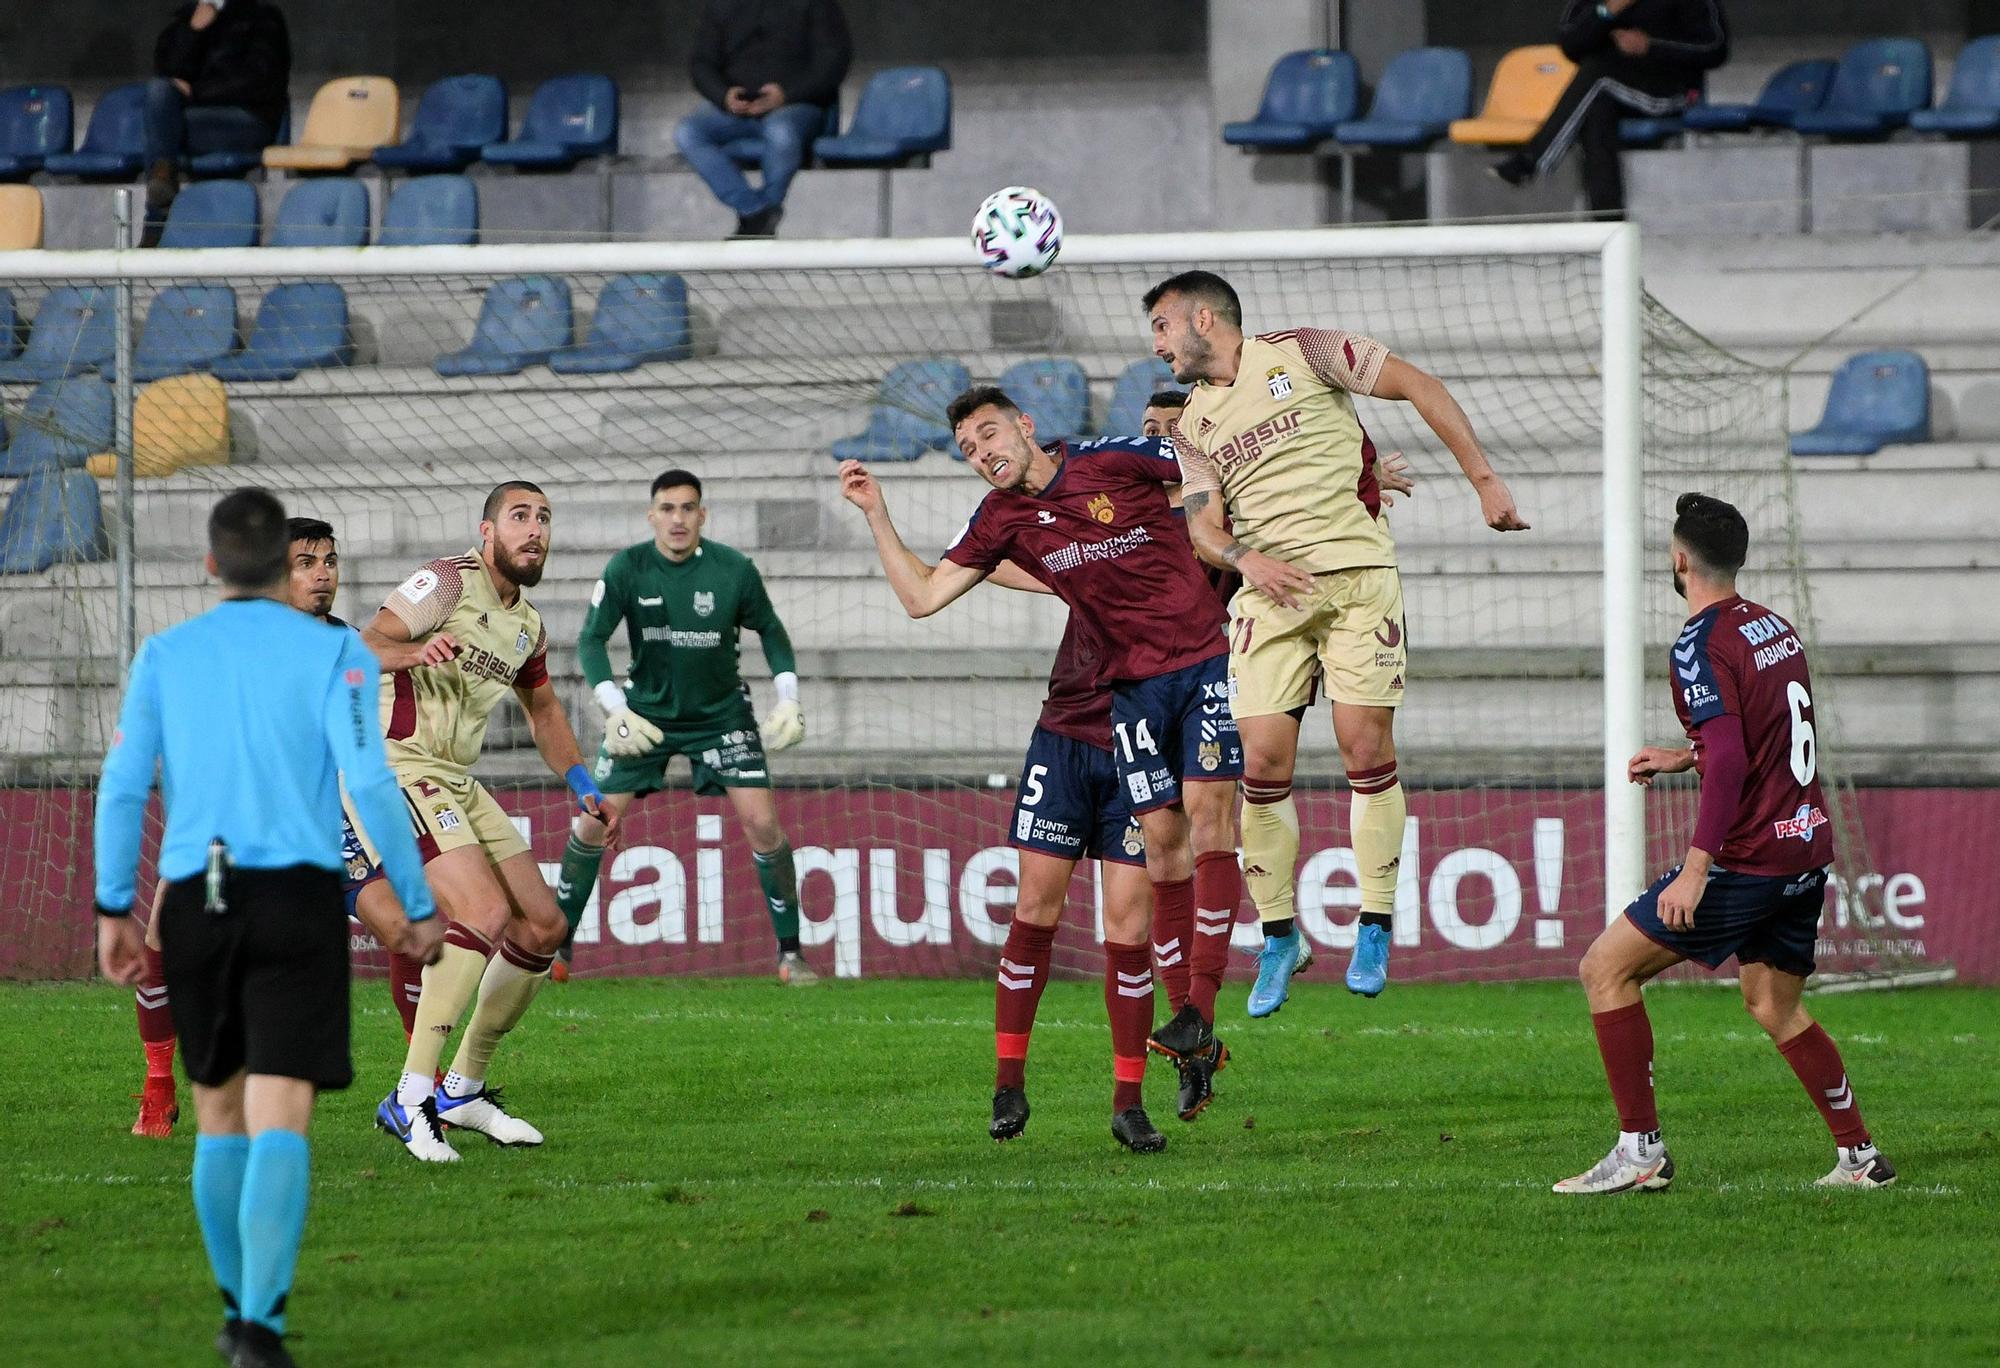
[1493,0,1728,217]
[144,0,291,242]
[675,0,852,238]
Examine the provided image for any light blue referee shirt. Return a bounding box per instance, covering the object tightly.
[93,596,435,922]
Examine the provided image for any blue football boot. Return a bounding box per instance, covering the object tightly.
[1345,922,1390,998]
[1246,928,1313,1018]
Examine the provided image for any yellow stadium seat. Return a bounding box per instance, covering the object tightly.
[0,184,44,250]
[85,374,231,479]
[263,76,400,171]
[1448,45,1578,147]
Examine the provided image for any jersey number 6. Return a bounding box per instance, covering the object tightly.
[1786,680,1817,786]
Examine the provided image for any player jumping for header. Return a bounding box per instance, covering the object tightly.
[368,481,620,1163]
[1555,493,1895,1194]
[554,469,815,984]
[1146,270,1529,1012]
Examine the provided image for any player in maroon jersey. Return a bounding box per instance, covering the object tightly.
[1555,494,1895,1193]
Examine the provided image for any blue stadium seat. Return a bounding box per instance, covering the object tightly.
[43,84,147,179]
[0,85,73,179]
[188,107,289,177]
[1683,60,1837,132]
[0,287,115,382]
[481,75,618,169]
[267,178,369,248]
[0,376,114,476]
[996,358,1089,444]
[1104,359,1181,437]
[379,174,477,246]
[158,180,259,249]
[549,274,690,374]
[0,288,17,361]
[830,358,970,462]
[724,100,839,167]
[113,285,238,382]
[814,68,951,166]
[0,468,105,574]
[213,284,352,381]
[1619,113,1686,146]
[435,276,573,376]
[1790,351,1931,456]
[1334,47,1473,149]
[1790,39,1933,138]
[1910,36,2000,135]
[1224,50,1359,149]
[376,74,509,173]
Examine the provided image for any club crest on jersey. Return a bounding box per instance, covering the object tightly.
[1266,367,1293,399]
[1086,493,1115,524]
[1122,821,1144,856]
[1198,740,1222,772]
[693,591,715,617]
[515,627,530,654]
[1773,804,1829,842]
[432,804,462,833]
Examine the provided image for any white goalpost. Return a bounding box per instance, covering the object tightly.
[0,220,1904,982]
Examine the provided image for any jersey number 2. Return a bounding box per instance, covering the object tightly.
[1786,680,1817,786]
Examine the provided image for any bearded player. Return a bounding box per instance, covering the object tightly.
[1555,494,1895,1194]
[842,463,1168,1152]
[127,518,447,1138]
[553,470,815,985]
[1147,270,1529,1013]
[367,481,620,1163]
[842,386,1246,1123]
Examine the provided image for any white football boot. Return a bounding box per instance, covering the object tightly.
[433,1085,545,1146]
[1553,1137,1674,1194]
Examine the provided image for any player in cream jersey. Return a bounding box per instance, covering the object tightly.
[361,480,620,1163]
[1144,269,1530,1008]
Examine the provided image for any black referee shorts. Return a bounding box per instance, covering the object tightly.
[158,864,353,1091]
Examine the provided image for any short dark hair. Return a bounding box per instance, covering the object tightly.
[1673,492,1749,577]
[209,487,290,588]
[651,469,703,501]
[1143,389,1188,411]
[945,385,1021,430]
[482,480,546,523]
[1141,270,1242,328]
[286,516,335,547]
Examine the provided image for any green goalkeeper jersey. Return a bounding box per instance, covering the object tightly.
[578,539,796,729]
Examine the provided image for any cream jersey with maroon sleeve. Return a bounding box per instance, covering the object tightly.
[378,549,550,777]
[1171,328,1397,575]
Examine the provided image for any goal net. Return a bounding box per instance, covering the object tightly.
[0,226,1931,985]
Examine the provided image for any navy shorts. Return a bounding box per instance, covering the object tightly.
[1109,652,1243,814]
[340,812,385,921]
[1010,726,1145,866]
[1625,863,1829,978]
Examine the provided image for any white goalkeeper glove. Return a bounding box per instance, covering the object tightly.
[759,671,805,751]
[603,707,664,758]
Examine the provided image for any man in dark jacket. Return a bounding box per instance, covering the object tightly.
[674,0,852,238]
[1494,0,1727,216]
[144,0,291,234]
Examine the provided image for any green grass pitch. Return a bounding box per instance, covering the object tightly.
[4,978,1996,1366]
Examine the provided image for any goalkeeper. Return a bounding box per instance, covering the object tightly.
[556,470,816,984]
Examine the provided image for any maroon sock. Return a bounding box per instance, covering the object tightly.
[388,952,425,1040]
[136,945,175,1079]
[1590,1002,1659,1134]
[1104,940,1154,1112]
[1151,876,1194,1013]
[994,920,1057,1090]
[1777,1022,1871,1147]
[1189,852,1241,1022]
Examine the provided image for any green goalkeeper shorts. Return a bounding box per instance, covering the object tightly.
[591,713,771,797]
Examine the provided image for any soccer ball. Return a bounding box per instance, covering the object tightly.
[972,186,1063,279]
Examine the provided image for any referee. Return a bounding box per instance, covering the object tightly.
[95,488,441,1368]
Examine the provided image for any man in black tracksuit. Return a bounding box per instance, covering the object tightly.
[1495,0,1729,216]
[144,0,291,239]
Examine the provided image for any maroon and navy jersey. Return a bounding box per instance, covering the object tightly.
[1671,595,1833,876]
[1038,613,1111,748]
[945,437,1229,685]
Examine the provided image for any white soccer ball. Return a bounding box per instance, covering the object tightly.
[971,186,1063,279]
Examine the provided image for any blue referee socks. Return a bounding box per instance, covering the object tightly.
[239,1129,311,1334]
[192,1134,250,1320]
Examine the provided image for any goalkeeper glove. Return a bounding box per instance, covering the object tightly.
[603,707,664,758]
[760,700,806,752]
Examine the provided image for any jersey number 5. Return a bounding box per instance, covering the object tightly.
[1786,680,1817,786]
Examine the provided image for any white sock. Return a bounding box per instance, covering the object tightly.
[1620,1128,1663,1159]
[396,1070,432,1107]
[1840,1142,1878,1166]
[442,1070,480,1099]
